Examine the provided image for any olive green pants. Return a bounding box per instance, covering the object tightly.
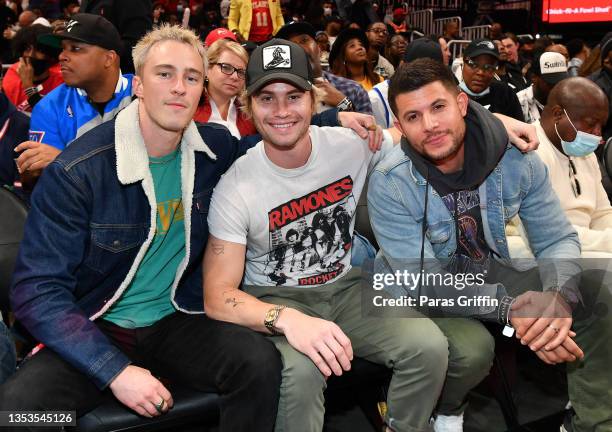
[244,267,449,432]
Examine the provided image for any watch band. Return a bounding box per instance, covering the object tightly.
[498,295,515,326]
[336,97,353,112]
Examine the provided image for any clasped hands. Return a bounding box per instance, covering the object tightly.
[510,290,583,365]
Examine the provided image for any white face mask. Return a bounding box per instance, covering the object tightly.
[458,80,490,97]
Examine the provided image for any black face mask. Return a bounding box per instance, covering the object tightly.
[29,58,50,77]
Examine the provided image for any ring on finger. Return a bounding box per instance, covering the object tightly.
[154,398,165,413]
[548,325,560,333]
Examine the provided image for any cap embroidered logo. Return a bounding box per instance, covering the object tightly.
[263,45,291,70]
[477,41,495,50]
[66,19,78,32]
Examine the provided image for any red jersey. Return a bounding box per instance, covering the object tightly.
[2,63,64,114]
[249,0,273,42]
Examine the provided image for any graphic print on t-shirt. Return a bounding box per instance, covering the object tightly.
[265,176,356,286]
[440,189,490,275]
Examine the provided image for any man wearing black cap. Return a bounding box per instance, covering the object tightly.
[275,21,373,114]
[459,38,523,121]
[589,31,612,141]
[14,13,132,187]
[202,38,451,432]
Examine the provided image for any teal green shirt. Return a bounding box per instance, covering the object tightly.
[104,149,185,328]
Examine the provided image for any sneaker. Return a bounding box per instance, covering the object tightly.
[560,408,574,432]
[433,414,464,432]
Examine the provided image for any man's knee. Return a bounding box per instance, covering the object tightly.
[395,319,449,374]
[449,326,495,378]
[280,346,326,397]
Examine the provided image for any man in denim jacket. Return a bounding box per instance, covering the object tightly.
[368,59,586,432]
[0,25,283,431]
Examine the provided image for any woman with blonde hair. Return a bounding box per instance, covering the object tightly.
[194,38,256,137]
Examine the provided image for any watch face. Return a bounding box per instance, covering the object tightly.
[265,309,277,322]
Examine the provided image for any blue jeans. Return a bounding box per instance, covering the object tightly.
[0,320,15,384]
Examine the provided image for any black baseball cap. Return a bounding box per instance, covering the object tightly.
[38,13,122,52]
[463,38,499,60]
[328,28,369,69]
[246,39,313,95]
[403,38,443,63]
[275,21,316,41]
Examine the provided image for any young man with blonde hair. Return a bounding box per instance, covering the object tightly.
[0,24,282,431]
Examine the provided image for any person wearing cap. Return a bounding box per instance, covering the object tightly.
[203,27,238,47]
[387,7,408,35]
[194,38,256,138]
[13,13,132,189]
[227,0,284,44]
[275,21,373,115]
[0,24,284,431]
[369,37,445,129]
[506,77,612,432]
[366,21,395,79]
[1,24,63,114]
[459,38,524,121]
[202,37,449,432]
[588,31,612,141]
[516,51,569,124]
[330,28,383,92]
[369,58,584,432]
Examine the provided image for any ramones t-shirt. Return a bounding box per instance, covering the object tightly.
[208,125,392,287]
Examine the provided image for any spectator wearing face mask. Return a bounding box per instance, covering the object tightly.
[459,38,524,121]
[2,24,63,113]
[530,78,611,259]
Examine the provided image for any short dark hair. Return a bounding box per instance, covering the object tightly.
[388,58,458,116]
[501,32,518,45]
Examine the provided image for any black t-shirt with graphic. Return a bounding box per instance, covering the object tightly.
[436,178,491,275]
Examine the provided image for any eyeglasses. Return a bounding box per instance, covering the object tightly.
[569,159,581,197]
[368,28,388,35]
[212,62,246,79]
[465,58,498,73]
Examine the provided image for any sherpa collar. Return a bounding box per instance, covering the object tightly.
[115,99,217,184]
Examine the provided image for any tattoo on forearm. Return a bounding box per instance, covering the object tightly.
[223,289,243,308]
[225,297,243,308]
[212,244,225,255]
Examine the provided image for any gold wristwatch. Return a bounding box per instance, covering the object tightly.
[264,305,286,335]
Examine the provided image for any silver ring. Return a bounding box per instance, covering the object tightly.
[155,398,165,413]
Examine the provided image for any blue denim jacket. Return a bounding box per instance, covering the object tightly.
[10,101,248,389]
[368,142,581,319]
